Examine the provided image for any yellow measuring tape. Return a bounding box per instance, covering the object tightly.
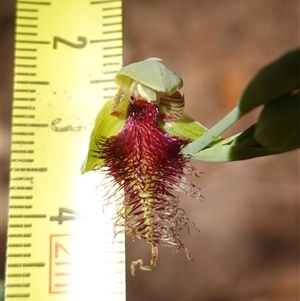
[6,0,124,300]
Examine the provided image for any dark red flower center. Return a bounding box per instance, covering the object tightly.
[95,100,202,274]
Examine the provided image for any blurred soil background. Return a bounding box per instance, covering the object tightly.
[1,0,299,300]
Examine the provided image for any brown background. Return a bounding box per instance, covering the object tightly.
[1,0,299,300]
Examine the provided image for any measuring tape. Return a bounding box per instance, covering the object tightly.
[6,0,124,300]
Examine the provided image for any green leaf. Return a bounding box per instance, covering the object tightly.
[81,99,126,173]
[191,104,300,161]
[229,124,284,160]
[238,48,300,113]
[254,93,300,150]
[192,143,279,162]
[190,135,239,162]
[230,124,283,159]
[182,48,300,158]
[229,144,281,161]
[192,124,283,162]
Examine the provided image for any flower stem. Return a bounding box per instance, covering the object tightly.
[181,106,244,155]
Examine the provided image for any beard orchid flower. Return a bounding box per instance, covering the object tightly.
[82,58,208,275]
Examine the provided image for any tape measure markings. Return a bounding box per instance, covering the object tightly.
[103,45,122,50]
[13,72,36,76]
[6,294,30,298]
[12,116,34,120]
[103,14,122,19]
[10,160,34,164]
[103,6,121,11]
[18,1,51,5]
[7,0,124,299]
[14,89,36,92]
[103,30,122,35]
[14,81,49,85]
[15,55,37,60]
[6,283,31,288]
[15,41,51,44]
[9,215,47,218]
[103,22,122,27]
[10,183,33,190]
[10,176,33,180]
[16,16,38,19]
[17,9,38,13]
[16,26,38,29]
[12,108,36,112]
[7,273,31,277]
[9,222,32,229]
[9,205,33,209]
[10,196,33,200]
[90,38,122,43]
[8,263,46,267]
[15,50,37,53]
[7,253,31,258]
[91,1,120,4]
[16,33,38,37]
[7,254,32,258]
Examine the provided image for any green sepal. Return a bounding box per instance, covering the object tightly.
[111,58,184,118]
[115,58,183,95]
[159,113,209,142]
[81,99,126,173]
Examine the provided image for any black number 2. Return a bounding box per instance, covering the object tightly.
[53,36,87,49]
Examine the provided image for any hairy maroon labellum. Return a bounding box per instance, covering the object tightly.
[94,99,203,275]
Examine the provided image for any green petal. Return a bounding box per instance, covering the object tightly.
[115,58,183,95]
[158,91,185,121]
[110,77,132,115]
[81,99,126,173]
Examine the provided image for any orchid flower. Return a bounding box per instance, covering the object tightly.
[82,58,207,275]
[82,49,300,275]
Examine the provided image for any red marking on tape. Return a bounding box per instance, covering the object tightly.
[49,234,74,294]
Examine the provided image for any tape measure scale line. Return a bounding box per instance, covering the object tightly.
[6,0,124,300]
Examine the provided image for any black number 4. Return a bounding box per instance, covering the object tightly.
[50,207,83,224]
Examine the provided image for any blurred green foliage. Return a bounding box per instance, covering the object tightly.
[183,48,300,161]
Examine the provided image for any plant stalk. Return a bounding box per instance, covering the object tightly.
[181,106,244,155]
